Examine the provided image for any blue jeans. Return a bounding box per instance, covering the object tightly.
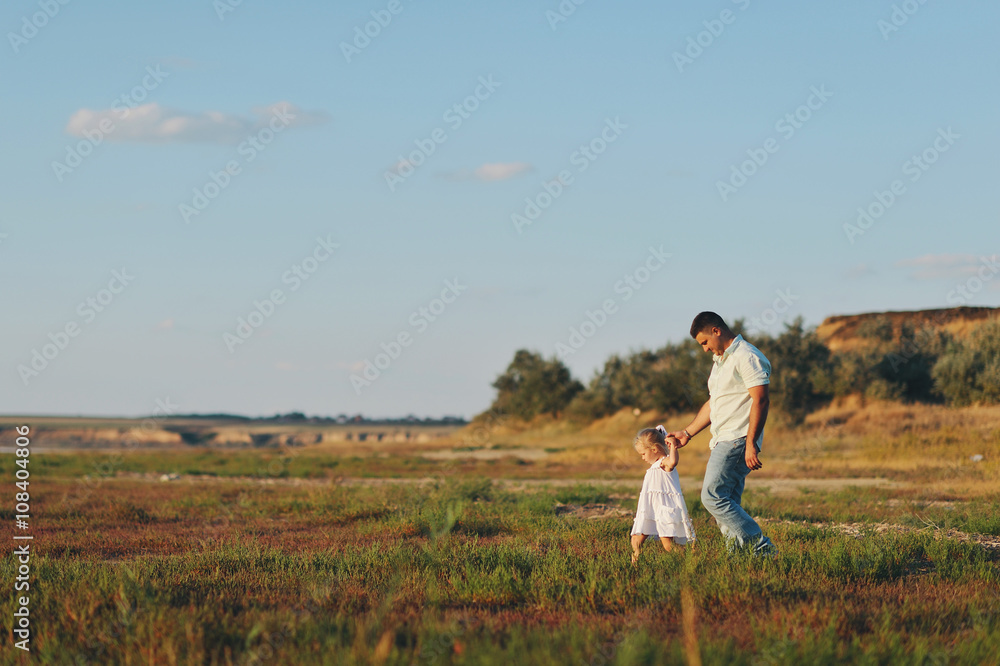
[701,436,773,553]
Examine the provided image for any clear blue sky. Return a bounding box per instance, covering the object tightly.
[2,0,997,418]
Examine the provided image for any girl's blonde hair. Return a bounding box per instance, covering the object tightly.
[634,427,667,455]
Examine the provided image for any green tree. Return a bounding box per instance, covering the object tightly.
[874,324,951,402]
[750,318,834,424]
[824,323,951,403]
[856,315,894,342]
[566,339,712,421]
[932,318,1000,406]
[825,347,883,398]
[487,350,583,420]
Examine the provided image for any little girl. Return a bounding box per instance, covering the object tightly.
[630,425,696,563]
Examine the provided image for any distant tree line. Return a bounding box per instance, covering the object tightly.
[169,412,467,425]
[483,316,1000,424]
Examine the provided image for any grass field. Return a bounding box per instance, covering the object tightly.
[2,402,998,665]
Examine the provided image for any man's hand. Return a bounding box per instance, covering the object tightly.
[745,444,763,471]
[667,430,691,448]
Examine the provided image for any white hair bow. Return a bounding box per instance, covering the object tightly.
[655,424,668,438]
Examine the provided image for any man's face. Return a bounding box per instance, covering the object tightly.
[695,327,726,356]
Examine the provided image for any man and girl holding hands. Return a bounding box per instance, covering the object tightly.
[629,311,776,562]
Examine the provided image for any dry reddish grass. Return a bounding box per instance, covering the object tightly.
[16,464,999,665]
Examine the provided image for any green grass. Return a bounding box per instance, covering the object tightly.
[4,448,589,485]
[553,484,612,505]
[743,486,1000,536]
[5,472,998,665]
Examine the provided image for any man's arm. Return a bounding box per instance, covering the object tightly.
[744,384,769,471]
[669,400,710,448]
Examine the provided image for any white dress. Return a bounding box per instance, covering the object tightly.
[631,458,696,544]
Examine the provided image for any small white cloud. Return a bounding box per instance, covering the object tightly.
[64,101,328,144]
[387,158,416,175]
[472,162,533,181]
[895,254,997,280]
[442,162,533,182]
[846,263,874,279]
[895,254,977,268]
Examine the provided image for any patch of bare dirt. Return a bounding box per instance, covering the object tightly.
[758,517,1000,551]
[108,472,901,496]
[553,503,632,520]
[747,477,899,494]
[882,498,960,509]
[420,448,551,461]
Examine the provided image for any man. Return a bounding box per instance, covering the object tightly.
[669,311,775,555]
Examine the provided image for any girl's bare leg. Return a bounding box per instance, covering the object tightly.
[631,534,646,564]
[660,537,682,553]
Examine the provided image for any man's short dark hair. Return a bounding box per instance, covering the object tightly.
[690,311,729,339]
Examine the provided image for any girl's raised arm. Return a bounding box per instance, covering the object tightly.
[660,437,679,472]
